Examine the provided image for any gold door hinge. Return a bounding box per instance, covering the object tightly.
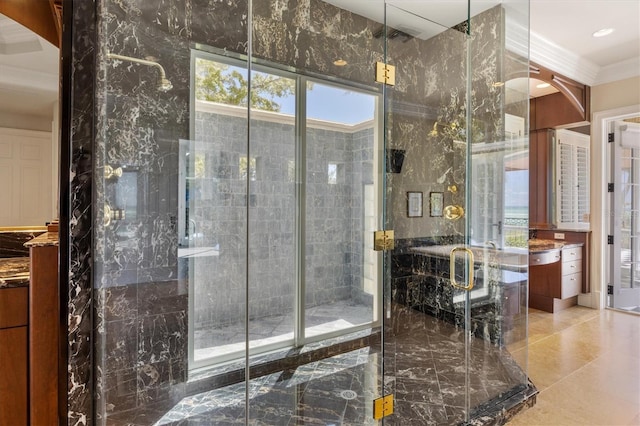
[373,394,394,420]
[374,230,395,251]
[375,61,396,86]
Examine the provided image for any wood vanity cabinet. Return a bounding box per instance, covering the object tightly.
[536,230,590,293]
[0,287,28,425]
[29,243,59,426]
[529,251,561,312]
[529,245,583,313]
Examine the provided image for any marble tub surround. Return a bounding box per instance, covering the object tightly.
[392,238,529,346]
[0,230,45,257]
[0,257,30,288]
[411,244,528,272]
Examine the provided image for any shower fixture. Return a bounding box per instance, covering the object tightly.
[107,52,173,92]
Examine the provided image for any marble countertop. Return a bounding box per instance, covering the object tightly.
[0,257,30,288]
[410,244,528,272]
[24,231,59,247]
[528,239,583,253]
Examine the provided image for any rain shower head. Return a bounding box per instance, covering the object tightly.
[107,52,173,92]
[157,76,173,92]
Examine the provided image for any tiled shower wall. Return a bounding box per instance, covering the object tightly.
[63,0,521,424]
[190,109,374,327]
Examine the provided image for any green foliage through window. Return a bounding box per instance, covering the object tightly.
[195,58,295,112]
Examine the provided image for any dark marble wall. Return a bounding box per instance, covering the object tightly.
[64,0,523,424]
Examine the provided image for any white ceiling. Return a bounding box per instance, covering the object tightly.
[0,1,638,119]
[0,15,58,120]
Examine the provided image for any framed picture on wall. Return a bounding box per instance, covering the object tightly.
[407,191,423,217]
[430,192,444,217]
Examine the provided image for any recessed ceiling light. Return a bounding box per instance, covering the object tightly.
[333,59,347,66]
[592,28,615,38]
[536,82,551,89]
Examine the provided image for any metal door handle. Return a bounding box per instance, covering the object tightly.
[450,246,474,291]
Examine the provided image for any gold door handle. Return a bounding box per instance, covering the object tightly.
[450,246,474,291]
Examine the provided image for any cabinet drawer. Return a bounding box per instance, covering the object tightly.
[563,259,582,275]
[0,288,28,328]
[562,247,582,262]
[561,272,581,299]
[530,251,561,265]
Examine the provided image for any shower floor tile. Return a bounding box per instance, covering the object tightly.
[152,306,531,426]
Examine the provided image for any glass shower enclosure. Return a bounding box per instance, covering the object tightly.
[93,0,532,424]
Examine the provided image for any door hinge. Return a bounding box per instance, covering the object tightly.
[608,133,614,143]
[374,230,395,251]
[608,183,614,192]
[608,285,614,295]
[375,61,396,86]
[608,235,614,244]
[373,394,394,420]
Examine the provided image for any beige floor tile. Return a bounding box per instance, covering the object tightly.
[509,307,640,425]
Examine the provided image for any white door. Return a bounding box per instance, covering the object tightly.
[610,119,640,312]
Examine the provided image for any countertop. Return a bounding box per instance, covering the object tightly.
[0,257,30,288]
[529,239,583,254]
[410,244,528,272]
[24,232,59,247]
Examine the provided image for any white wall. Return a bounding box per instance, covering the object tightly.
[0,111,52,132]
[592,77,640,113]
[586,76,640,309]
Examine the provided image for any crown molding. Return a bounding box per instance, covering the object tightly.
[530,31,600,87]
[594,57,640,86]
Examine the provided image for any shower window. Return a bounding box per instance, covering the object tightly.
[184,51,381,370]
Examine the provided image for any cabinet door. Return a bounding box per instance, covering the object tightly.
[529,130,552,228]
[0,327,28,425]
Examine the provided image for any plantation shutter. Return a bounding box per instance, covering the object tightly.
[556,129,590,229]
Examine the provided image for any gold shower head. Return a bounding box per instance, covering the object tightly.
[107,52,173,92]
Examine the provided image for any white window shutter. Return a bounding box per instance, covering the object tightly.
[556,129,590,229]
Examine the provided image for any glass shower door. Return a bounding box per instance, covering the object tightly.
[382,1,530,423]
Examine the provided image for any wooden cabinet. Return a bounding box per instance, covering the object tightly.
[528,65,591,230]
[529,251,562,312]
[536,230,590,293]
[560,247,582,299]
[0,287,28,425]
[529,129,553,228]
[29,243,59,426]
[529,244,583,313]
